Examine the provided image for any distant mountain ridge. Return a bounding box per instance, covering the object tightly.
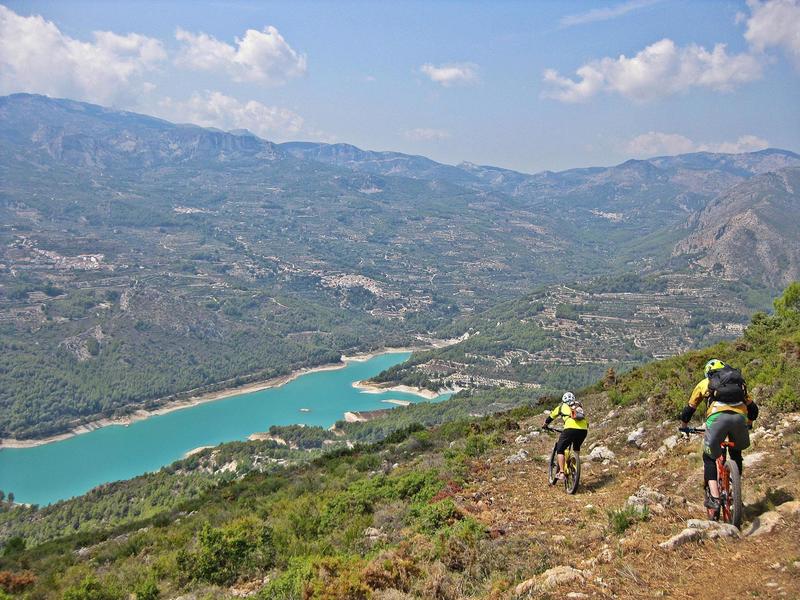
[3,92,799,286]
[3,93,799,274]
[674,167,800,287]
[0,94,280,169]
[5,93,798,189]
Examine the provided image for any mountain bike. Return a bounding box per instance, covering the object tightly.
[544,427,580,494]
[679,427,743,528]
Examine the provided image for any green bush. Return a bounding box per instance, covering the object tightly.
[62,576,122,600]
[133,577,159,600]
[259,556,316,599]
[607,505,649,535]
[178,518,275,585]
[415,499,461,533]
[463,433,490,457]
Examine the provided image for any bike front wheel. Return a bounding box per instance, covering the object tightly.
[724,459,743,529]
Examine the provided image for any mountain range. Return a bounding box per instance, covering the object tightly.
[0,93,798,440]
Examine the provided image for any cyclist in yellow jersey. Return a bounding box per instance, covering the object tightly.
[680,359,758,515]
[543,392,588,481]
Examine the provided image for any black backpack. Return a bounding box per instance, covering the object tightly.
[707,365,747,404]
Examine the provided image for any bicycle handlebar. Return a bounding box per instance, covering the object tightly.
[542,426,564,433]
[679,427,705,434]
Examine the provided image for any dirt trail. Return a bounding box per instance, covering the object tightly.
[454,394,800,598]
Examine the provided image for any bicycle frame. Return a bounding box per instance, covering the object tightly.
[717,440,735,523]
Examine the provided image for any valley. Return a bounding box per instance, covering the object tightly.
[2,94,796,444]
[2,285,799,598]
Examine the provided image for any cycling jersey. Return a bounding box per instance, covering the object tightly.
[548,403,588,430]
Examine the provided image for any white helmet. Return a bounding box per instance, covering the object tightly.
[562,391,576,405]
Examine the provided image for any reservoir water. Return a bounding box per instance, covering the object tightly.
[0,352,445,506]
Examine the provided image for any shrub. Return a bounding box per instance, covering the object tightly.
[607,505,649,535]
[362,548,420,592]
[463,433,489,457]
[436,517,486,573]
[62,576,122,600]
[0,570,35,593]
[178,518,275,585]
[302,556,370,600]
[415,499,462,534]
[259,555,316,600]
[133,577,159,600]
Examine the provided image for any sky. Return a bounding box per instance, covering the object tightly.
[1,0,799,173]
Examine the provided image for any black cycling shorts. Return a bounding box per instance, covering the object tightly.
[555,428,588,453]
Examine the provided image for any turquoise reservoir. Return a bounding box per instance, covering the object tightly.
[0,352,446,506]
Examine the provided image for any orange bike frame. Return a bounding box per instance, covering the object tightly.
[717,440,735,523]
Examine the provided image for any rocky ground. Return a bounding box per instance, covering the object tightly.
[449,392,800,599]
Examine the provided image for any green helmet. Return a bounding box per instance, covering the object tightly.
[704,359,725,377]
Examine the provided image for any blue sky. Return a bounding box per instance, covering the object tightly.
[1,0,799,172]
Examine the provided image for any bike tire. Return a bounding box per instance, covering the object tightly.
[566,452,580,494]
[725,459,743,529]
[548,444,558,486]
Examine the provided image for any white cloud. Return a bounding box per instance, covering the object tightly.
[743,0,800,67]
[626,131,770,156]
[420,62,479,86]
[0,4,165,104]
[157,91,304,140]
[543,38,762,102]
[560,0,663,27]
[175,26,306,84]
[403,128,451,141]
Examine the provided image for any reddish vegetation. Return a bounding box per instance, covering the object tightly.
[0,570,36,592]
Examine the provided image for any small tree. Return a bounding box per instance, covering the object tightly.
[603,367,617,389]
[6,493,13,505]
[774,282,800,316]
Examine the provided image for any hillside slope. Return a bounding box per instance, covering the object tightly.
[674,167,800,287]
[1,286,798,598]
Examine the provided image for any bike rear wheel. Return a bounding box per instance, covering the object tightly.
[565,451,580,494]
[548,443,558,485]
[724,459,743,529]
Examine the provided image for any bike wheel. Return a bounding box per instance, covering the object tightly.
[548,444,558,485]
[566,452,580,494]
[725,459,743,529]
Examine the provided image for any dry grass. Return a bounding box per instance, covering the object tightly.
[449,392,800,598]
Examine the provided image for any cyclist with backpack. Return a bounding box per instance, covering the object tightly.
[543,392,588,481]
[680,359,759,514]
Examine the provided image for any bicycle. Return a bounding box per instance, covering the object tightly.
[679,427,743,528]
[543,427,580,494]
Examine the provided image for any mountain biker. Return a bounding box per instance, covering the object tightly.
[543,392,588,480]
[680,359,758,516]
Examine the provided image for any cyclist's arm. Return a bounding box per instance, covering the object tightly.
[744,390,759,424]
[680,380,707,425]
[543,404,560,427]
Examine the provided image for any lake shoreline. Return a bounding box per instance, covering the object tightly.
[351,380,442,400]
[0,340,457,450]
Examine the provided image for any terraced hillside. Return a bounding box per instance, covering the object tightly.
[368,274,764,394]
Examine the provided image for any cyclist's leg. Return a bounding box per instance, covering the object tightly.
[570,428,588,453]
[723,412,749,474]
[555,430,571,477]
[730,448,743,475]
[703,453,718,494]
[703,417,727,502]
